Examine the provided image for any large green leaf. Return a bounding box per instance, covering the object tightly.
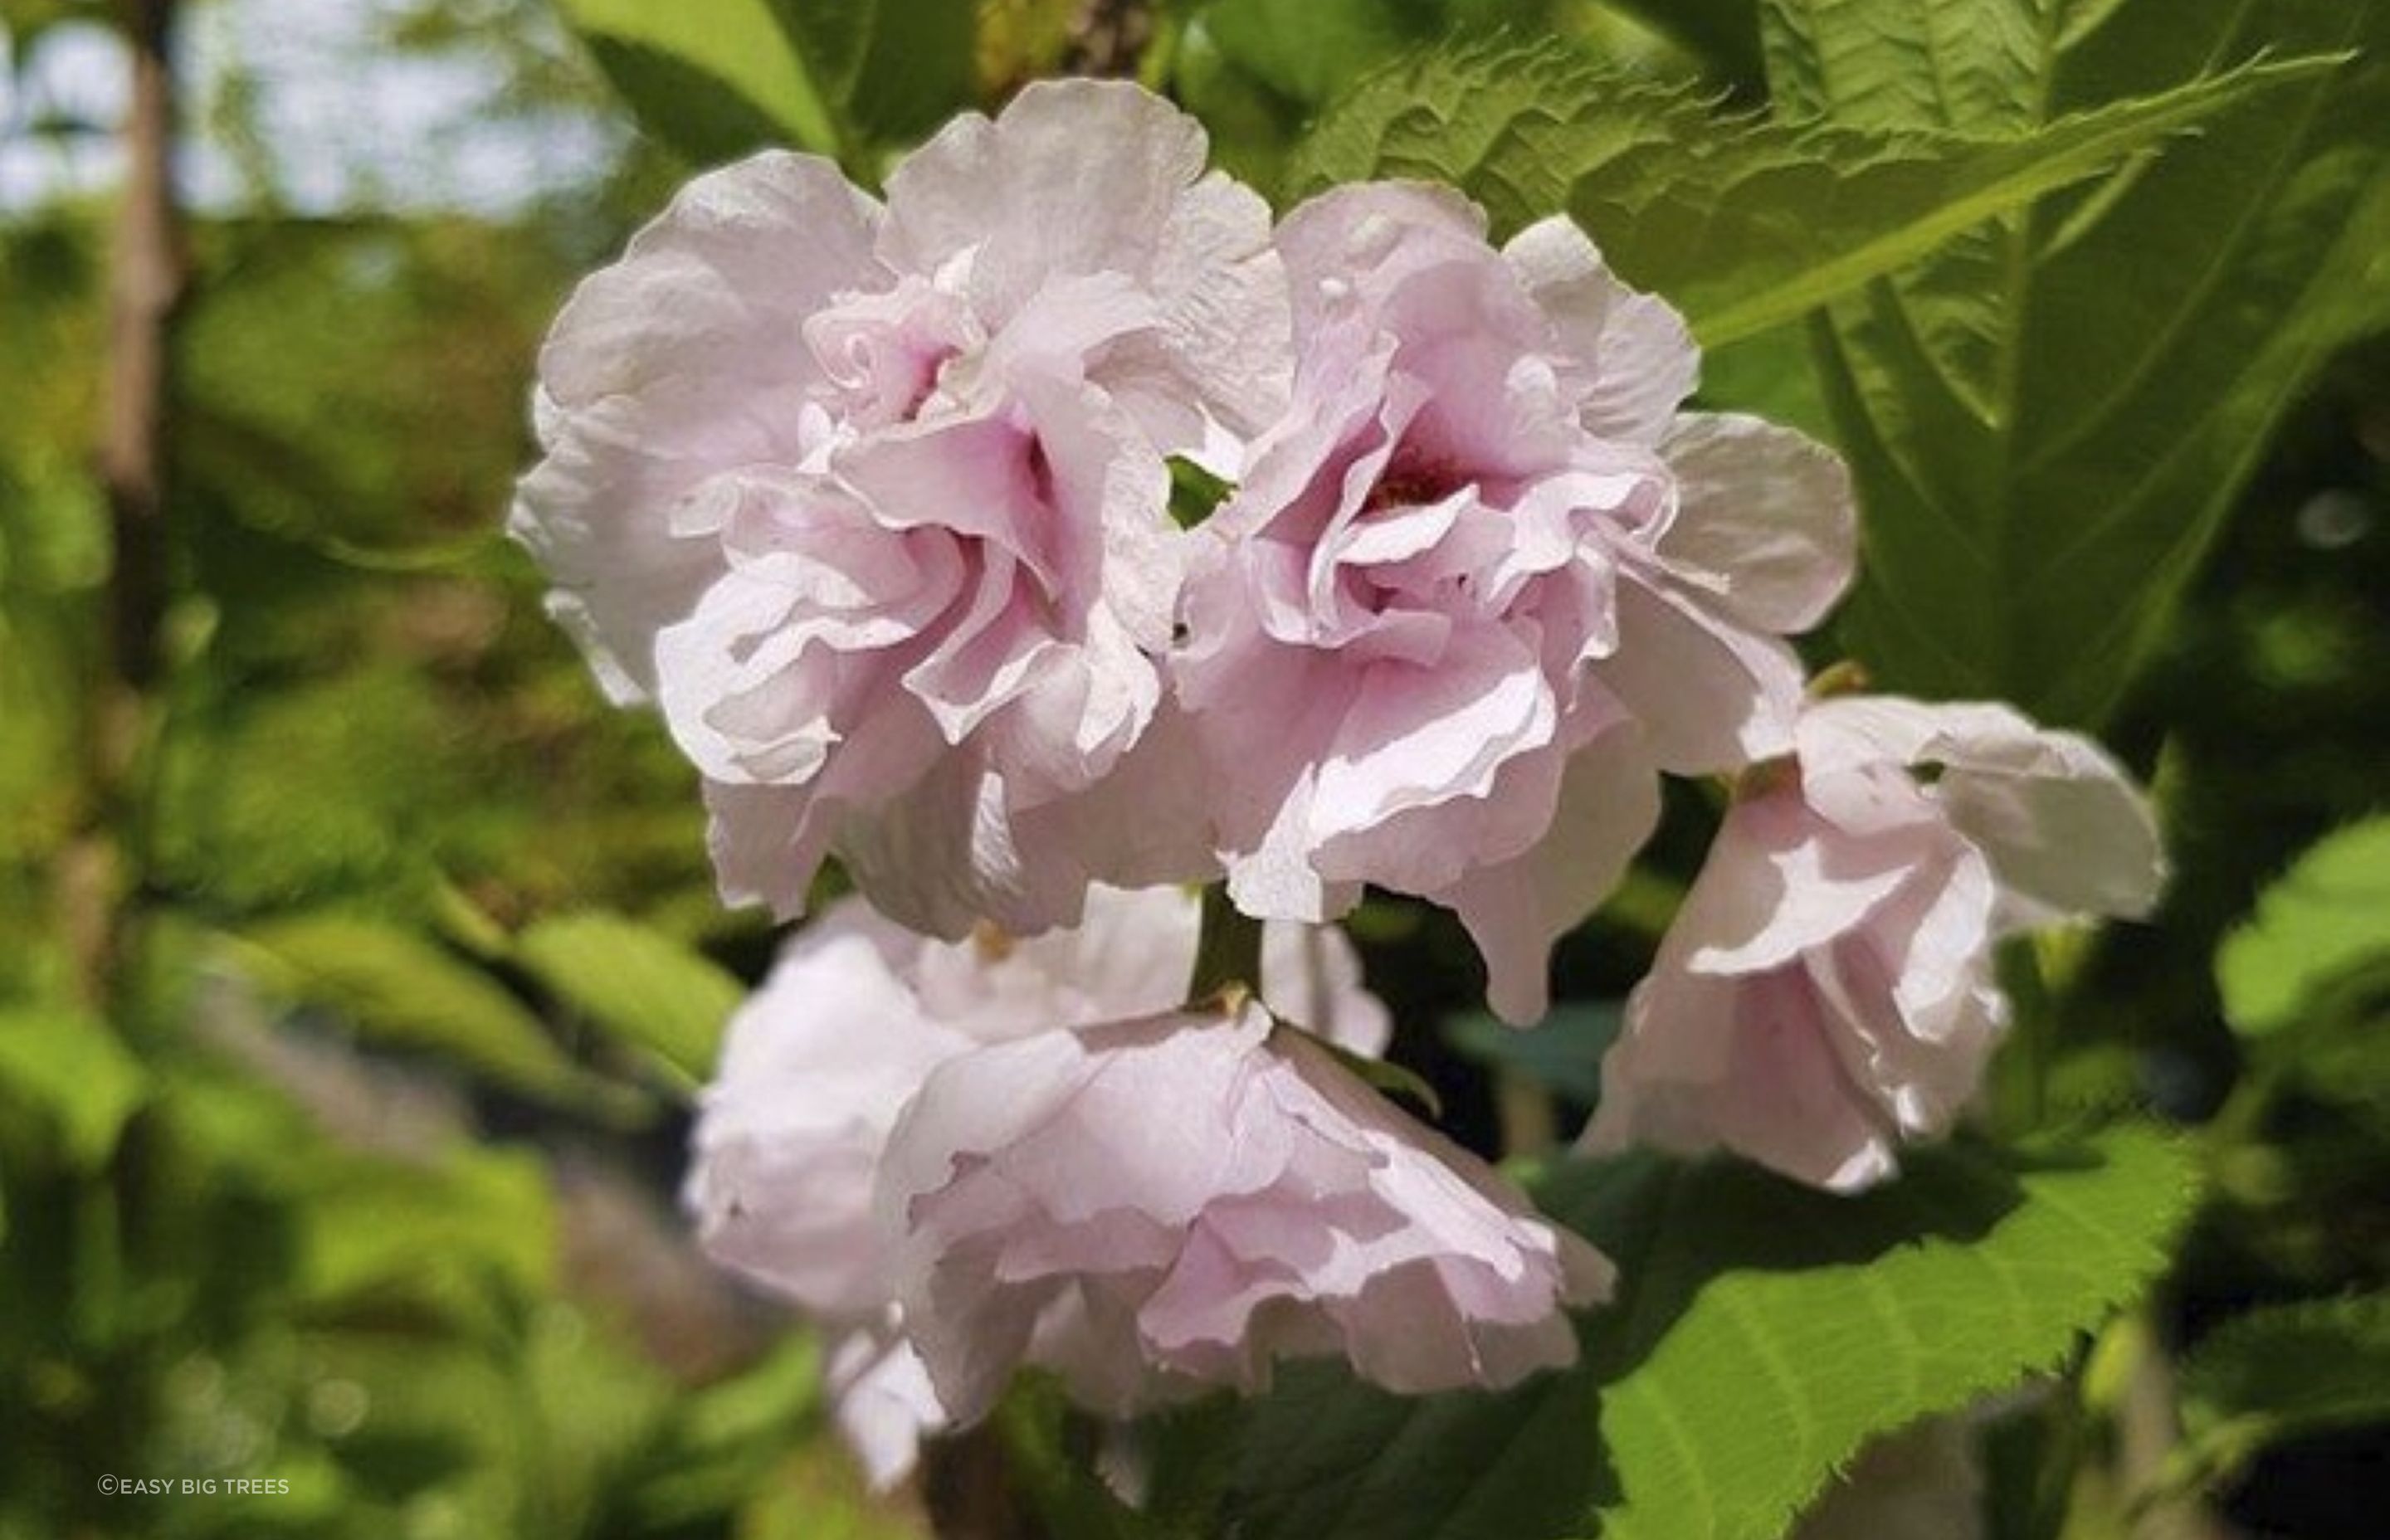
[554,0,976,166]
[1769,0,2390,724]
[1204,1125,2196,1540]
[2171,1291,2390,1489]
[1285,41,2329,347]
[2216,816,2390,1037]
[515,911,746,1086]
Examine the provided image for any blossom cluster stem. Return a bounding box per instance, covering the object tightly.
[1187,883,1266,1002]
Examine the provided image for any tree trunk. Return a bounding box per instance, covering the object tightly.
[70,0,185,1011]
[103,0,183,694]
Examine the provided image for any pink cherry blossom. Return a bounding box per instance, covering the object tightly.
[684,885,1387,1480]
[1585,696,2164,1190]
[878,997,1614,1423]
[512,81,1287,938]
[1175,183,1853,1024]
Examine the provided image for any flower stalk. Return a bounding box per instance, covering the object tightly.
[1187,881,1266,1003]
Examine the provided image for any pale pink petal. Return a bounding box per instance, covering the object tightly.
[511,152,884,700]
[519,86,1288,937]
[881,1002,1606,1421]
[1668,788,1935,977]
[685,917,973,1316]
[1503,215,1697,446]
[1593,693,2159,1189]
[824,1321,949,1491]
[880,78,1286,439]
[1592,964,1903,1192]
[1590,578,1806,772]
[1797,697,2166,926]
[1657,413,1856,633]
[1439,721,1662,1025]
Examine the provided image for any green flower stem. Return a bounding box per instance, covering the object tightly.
[1186,883,1265,1003]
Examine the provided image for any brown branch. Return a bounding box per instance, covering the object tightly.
[69,0,187,1012]
[102,0,185,697]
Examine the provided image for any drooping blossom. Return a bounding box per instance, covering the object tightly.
[1174,183,1854,1024]
[879,997,1614,1423]
[1585,696,2165,1191]
[513,81,1287,938]
[684,885,1387,1483]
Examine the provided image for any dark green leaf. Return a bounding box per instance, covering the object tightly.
[1166,456,1234,532]
[2173,1291,2390,1489]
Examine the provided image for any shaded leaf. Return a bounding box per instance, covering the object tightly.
[2173,1291,2390,1488]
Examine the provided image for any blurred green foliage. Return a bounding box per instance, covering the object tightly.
[1,0,2384,1536]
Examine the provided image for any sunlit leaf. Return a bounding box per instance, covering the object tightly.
[2217,816,2390,1037]
[554,0,976,167]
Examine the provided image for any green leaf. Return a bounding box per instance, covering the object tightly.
[1167,456,1234,531]
[1177,0,1564,195]
[1200,0,1556,114]
[554,0,976,166]
[1443,1003,1619,1105]
[1204,1125,2197,1540]
[1284,41,2328,347]
[515,911,746,1086]
[1773,0,2390,724]
[0,1006,149,1168]
[234,914,599,1108]
[621,1335,822,1529]
[296,1145,556,1313]
[2216,817,2390,1037]
[549,0,832,161]
[2173,1292,2390,1489]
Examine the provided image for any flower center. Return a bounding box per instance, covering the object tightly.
[1363,446,1464,514]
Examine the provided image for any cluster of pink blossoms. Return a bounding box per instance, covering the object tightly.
[514,81,2163,1481]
